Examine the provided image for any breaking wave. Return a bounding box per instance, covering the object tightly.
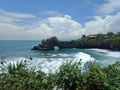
[90,49,120,58]
[1,52,95,73]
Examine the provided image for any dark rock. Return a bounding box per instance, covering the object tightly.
[32,37,76,51]
[32,36,60,50]
[32,32,120,51]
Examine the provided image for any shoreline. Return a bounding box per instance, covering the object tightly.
[32,32,120,51]
[32,45,120,52]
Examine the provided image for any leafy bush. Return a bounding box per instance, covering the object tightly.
[0,60,120,90]
[56,61,83,90]
[103,62,120,90]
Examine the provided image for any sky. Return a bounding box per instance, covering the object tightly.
[0,0,120,40]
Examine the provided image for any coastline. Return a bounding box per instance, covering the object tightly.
[32,32,120,51]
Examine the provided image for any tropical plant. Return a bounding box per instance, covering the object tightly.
[0,59,120,90]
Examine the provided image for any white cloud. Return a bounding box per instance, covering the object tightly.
[33,13,120,40]
[84,12,120,34]
[0,9,35,19]
[98,0,120,15]
[0,9,36,40]
[0,8,120,40]
[43,10,63,16]
[32,15,83,40]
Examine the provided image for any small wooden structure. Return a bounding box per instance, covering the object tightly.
[88,35,96,39]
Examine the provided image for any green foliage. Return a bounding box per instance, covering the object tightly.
[103,62,120,90]
[75,32,120,50]
[48,36,59,44]
[7,60,26,74]
[38,32,120,50]
[111,35,120,48]
[56,61,83,90]
[107,32,115,38]
[49,36,58,41]
[85,62,106,90]
[0,60,120,90]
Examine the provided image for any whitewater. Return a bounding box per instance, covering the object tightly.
[0,40,120,73]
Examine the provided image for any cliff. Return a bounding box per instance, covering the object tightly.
[32,36,76,50]
[32,32,120,51]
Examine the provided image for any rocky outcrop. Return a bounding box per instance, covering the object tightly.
[32,36,60,50]
[32,32,120,51]
[32,36,76,50]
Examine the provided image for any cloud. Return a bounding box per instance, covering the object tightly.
[98,0,120,15]
[0,9,35,19]
[42,10,63,16]
[84,12,120,34]
[0,8,120,40]
[0,9,36,26]
[31,15,83,40]
[0,9,37,40]
[33,13,120,40]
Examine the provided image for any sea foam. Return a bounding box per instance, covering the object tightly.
[26,52,95,73]
[1,52,95,73]
[90,48,120,58]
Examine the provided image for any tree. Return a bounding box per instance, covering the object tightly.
[107,32,114,38]
[81,35,86,40]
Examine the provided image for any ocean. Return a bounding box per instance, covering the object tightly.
[0,40,120,73]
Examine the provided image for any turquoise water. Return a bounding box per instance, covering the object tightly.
[0,40,42,58]
[0,40,120,72]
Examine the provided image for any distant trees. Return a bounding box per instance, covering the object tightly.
[110,32,120,50]
[81,35,87,40]
[59,31,120,50]
[107,32,114,38]
[46,36,59,48]
[33,32,120,51]
[75,32,120,50]
[48,36,59,43]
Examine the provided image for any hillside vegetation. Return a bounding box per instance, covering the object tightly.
[75,32,120,50]
[32,32,120,51]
